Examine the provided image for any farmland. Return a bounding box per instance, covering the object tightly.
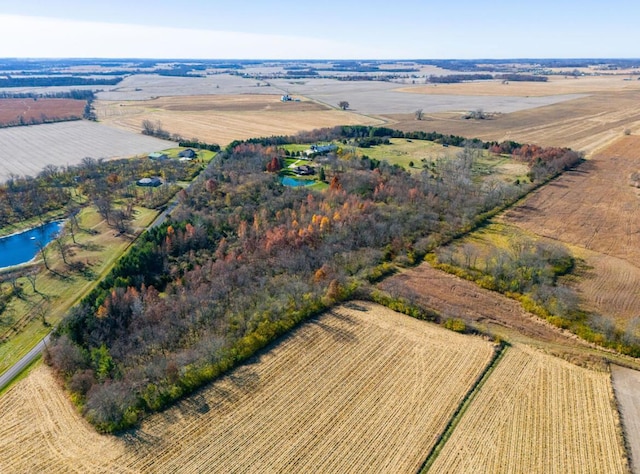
[502,135,640,324]
[429,344,628,473]
[0,302,497,473]
[379,262,601,362]
[267,77,585,115]
[389,86,640,154]
[0,98,85,126]
[95,94,382,146]
[0,120,174,182]
[2,58,640,473]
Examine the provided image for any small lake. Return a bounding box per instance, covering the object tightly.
[281,176,314,187]
[0,221,64,269]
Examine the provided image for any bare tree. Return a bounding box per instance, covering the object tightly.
[415,109,423,120]
[35,240,51,272]
[338,101,349,110]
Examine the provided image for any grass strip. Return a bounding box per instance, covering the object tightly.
[418,341,509,473]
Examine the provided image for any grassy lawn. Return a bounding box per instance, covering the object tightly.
[354,138,459,172]
[0,205,158,375]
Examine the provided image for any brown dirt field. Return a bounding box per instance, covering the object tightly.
[0,302,496,473]
[431,344,628,474]
[502,135,640,323]
[387,90,640,154]
[396,75,640,97]
[612,365,640,474]
[95,94,382,146]
[379,263,640,370]
[0,98,85,126]
[381,264,592,352]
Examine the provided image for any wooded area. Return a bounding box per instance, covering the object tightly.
[45,127,583,432]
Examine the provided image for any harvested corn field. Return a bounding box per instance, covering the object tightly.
[429,344,628,474]
[0,302,496,473]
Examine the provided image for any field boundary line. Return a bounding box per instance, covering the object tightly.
[418,341,509,473]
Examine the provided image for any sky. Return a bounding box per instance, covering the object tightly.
[0,0,638,59]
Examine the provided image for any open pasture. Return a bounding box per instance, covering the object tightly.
[95,94,382,146]
[0,98,85,126]
[0,302,496,473]
[389,88,640,154]
[430,344,628,473]
[502,135,640,323]
[0,120,174,182]
[353,138,529,179]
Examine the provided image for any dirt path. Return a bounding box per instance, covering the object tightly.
[612,365,640,474]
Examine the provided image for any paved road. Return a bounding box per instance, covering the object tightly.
[0,334,50,392]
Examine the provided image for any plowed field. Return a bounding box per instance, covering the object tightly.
[381,263,590,352]
[0,98,85,126]
[502,135,640,323]
[0,302,495,473]
[388,89,640,154]
[430,344,628,473]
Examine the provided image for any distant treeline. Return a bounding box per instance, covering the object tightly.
[0,76,123,88]
[0,90,95,100]
[427,73,547,83]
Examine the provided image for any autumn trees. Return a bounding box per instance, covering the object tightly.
[47,132,557,432]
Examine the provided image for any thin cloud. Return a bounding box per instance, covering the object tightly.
[0,14,381,59]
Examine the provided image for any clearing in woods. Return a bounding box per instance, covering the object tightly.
[501,135,640,325]
[0,302,496,473]
[429,344,628,474]
[95,94,383,146]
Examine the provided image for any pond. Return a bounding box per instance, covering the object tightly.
[281,176,314,187]
[0,221,64,269]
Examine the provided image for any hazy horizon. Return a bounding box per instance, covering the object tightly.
[1,0,638,60]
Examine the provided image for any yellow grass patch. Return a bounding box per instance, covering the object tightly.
[0,302,496,473]
[96,94,383,146]
[430,344,628,473]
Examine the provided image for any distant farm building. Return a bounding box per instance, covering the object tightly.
[148,152,168,161]
[137,176,162,187]
[281,94,292,102]
[178,148,197,159]
[305,144,337,156]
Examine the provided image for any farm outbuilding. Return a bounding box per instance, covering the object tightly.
[148,152,168,161]
[137,177,162,187]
